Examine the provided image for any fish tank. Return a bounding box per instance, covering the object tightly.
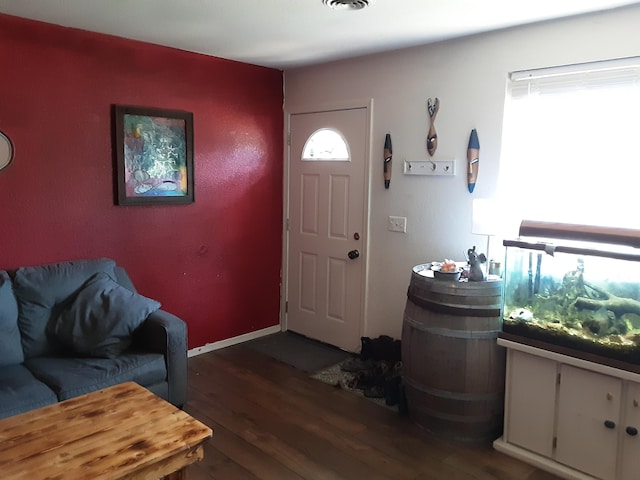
[501,220,640,366]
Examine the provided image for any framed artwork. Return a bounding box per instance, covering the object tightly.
[114,105,194,205]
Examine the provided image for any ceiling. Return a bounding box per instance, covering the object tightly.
[1,0,638,70]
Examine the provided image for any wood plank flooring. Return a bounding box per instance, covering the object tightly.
[183,344,560,480]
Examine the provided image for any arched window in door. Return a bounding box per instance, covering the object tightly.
[301,128,349,161]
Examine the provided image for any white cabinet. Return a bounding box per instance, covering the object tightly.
[620,382,640,480]
[505,350,557,457]
[494,339,640,480]
[555,365,620,480]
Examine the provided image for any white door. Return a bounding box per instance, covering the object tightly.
[287,107,368,352]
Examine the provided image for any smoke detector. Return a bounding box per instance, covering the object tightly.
[323,0,372,10]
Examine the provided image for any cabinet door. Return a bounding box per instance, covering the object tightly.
[505,350,557,457]
[620,381,640,480]
[555,364,621,480]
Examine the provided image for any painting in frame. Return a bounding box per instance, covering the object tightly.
[114,105,194,205]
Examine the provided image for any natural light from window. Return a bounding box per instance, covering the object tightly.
[302,128,349,161]
[497,57,640,236]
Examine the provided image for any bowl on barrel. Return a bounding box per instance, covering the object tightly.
[432,266,462,281]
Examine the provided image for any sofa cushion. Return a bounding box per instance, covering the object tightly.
[13,258,117,358]
[48,272,161,358]
[113,266,137,292]
[0,364,58,419]
[25,353,167,401]
[0,270,23,367]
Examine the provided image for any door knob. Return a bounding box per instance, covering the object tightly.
[348,249,360,260]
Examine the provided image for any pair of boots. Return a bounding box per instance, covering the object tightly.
[342,359,402,405]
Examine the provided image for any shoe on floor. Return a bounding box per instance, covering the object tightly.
[340,357,374,372]
[354,370,371,389]
[364,385,386,398]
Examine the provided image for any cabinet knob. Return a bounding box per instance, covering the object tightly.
[606,392,613,401]
[634,399,639,408]
[626,426,638,436]
[604,420,616,429]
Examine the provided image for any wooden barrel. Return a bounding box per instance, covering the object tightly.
[401,264,505,443]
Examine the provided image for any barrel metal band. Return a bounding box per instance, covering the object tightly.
[407,289,501,317]
[403,376,501,402]
[404,315,500,339]
[407,403,497,425]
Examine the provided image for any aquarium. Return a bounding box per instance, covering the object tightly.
[501,221,640,365]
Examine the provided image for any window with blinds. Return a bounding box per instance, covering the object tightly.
[497,57,640,234]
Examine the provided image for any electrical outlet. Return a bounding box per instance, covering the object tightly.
[404,160,456,176]
[388,216,407,233]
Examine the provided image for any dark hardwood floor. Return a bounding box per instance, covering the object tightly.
[183,344,559,480]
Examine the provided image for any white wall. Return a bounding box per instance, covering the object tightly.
[283,5,640,341]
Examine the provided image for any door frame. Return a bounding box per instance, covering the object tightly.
[281,98,373,346]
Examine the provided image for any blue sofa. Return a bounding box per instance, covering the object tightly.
[0,258,187,419]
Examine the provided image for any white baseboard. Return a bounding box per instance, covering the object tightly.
[187,324,282,357]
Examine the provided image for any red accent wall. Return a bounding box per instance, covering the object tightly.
[0,14,284,349]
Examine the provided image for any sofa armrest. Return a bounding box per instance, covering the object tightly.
[133,309,187,408]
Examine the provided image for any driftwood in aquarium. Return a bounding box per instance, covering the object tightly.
[575,283,640,317]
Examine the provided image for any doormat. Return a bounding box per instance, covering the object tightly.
[310,360,402,413]
[243,332,351,373]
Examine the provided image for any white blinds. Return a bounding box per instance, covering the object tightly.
[498,57,640,233]
[510,57,640,98]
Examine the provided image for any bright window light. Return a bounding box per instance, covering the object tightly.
[497,57,640,235]
[302,128,349,161]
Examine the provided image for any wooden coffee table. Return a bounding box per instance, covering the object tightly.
[0,382,212,479]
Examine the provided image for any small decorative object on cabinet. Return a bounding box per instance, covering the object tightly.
[495,220,640,479]
[467,245,486,282]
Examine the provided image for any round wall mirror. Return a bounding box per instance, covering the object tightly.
[0,131,14,171]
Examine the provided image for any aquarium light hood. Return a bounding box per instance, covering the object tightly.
[518,220,640,250]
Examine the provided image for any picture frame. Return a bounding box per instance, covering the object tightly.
[113,105,194,205]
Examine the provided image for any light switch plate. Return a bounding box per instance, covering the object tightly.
[388,216,407,232]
